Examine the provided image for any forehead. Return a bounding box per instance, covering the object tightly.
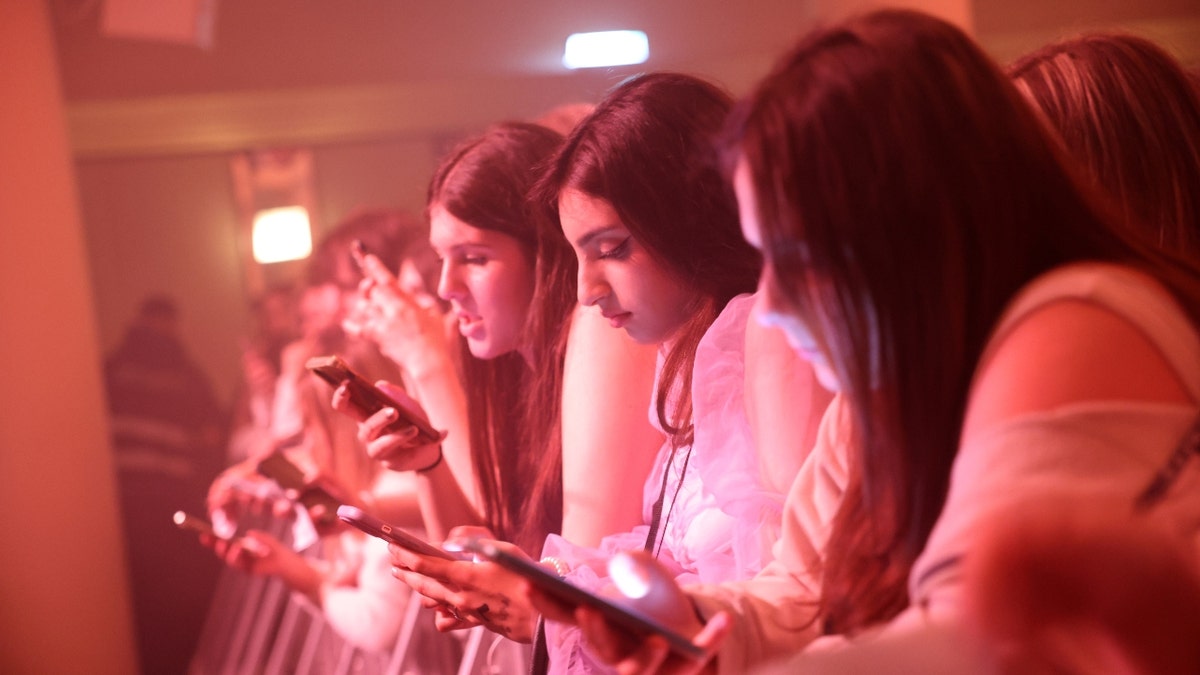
[428,204,505,250]
[557,189,626,244]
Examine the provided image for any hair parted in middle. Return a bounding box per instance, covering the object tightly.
[535,72,761,447]
[426,121,573,554]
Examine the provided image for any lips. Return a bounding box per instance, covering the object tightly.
[455,311,483,336]
[602,310,631,329]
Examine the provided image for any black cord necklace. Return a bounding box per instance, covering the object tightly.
[643,437,696,557]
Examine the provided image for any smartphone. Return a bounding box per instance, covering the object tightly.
[464,538,706,660]
[254,450,343,524]
[305,354,443,445]
[336,505,464,561]
[173,510,216,537]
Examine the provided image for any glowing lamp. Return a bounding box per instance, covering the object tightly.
[252,206,312,264]
[563,30,649,69]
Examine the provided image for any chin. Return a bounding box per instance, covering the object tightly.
[467,337,521,362]
[466,339,497,360]
[622,327,659,346]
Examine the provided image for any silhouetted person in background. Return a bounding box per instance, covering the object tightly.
[105,295,226,674]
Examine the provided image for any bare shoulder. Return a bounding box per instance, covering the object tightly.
[962,299,1192,438]
[566,305,658,372]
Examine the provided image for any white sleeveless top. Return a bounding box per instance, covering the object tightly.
[911,262,1200,617]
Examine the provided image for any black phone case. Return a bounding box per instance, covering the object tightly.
[466,539,705,660]
[335,505,461,561]
[305,355,443,444]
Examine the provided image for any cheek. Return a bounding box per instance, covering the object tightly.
[482,269,533,334]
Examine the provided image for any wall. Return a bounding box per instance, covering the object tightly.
[0,2,137,673]
[77,135,447,408]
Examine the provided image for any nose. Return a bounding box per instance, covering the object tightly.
[577,261,608,307]
[437,260,465,303]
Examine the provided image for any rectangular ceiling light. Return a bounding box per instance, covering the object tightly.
[563,30,649,69]
[252,206,312,264]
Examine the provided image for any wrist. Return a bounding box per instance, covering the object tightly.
[415,445,444,474]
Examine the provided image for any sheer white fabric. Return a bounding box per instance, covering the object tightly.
[543,294,808,673]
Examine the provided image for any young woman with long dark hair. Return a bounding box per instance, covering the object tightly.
[538,11,1200,674]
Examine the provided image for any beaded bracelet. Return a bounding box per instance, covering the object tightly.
[540,556,570,578]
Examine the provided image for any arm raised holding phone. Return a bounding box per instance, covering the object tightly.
[337,245,483,541]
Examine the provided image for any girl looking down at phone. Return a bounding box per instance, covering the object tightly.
[339,122,666,639]
[390,73,830,672]
[538,10,1200,674]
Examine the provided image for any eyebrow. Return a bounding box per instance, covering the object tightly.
[434,241,494,257]
[574,225,627,250]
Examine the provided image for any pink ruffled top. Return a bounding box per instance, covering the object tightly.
[542,293,794,673]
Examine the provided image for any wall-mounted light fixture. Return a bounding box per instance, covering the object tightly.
[251,205,312,264]
[231,148,318,295]
[563,30,649,69]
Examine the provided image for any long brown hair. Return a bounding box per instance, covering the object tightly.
[1009,33,1200,258]
[426,122,574,554]
[728,9,1200,634]
[536,73,760,447]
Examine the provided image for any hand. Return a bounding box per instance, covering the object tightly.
[287,467,361,535]
[207,462,282,525]
[334,379,444,472]
[343,251,450,378]
[389,527,539,642]
[203,529,287,577]
[203,529,322,597]
[527,551,727,674]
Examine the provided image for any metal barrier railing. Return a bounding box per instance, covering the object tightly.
[187,517,529,675]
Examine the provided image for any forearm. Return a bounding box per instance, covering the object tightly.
[405,353,479,513]
[688,573,823,675]
[414,460,486,542]
[276,553,326,602]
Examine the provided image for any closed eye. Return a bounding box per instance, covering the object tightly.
[597,237,632,260]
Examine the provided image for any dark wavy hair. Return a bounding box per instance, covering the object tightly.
[535,72,761,448]
[1010,32,1200,259]
[427,121,572,554]
[727,9,1200,634]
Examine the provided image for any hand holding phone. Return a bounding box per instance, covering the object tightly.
[336,505,465,561]
[464,539,706,660]
[254,451,344,526]
[306,355,444,446]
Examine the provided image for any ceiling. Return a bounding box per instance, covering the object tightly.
[48,0,1200,104]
